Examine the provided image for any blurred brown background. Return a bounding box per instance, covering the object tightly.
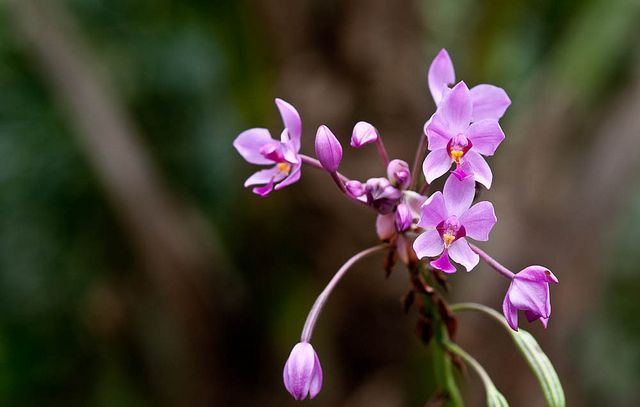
[1,0,639,405]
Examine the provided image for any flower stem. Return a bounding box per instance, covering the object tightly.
[375,136,390,168]
[299,154,348,182]
[468,243,515,279]
[410,134,427,190]
[300,244,389,342]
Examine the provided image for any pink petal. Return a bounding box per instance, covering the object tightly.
[517,266,558,284]
[404,191,427,220]
[428,49,456,105]
[430,249,457,273]
[465,120,505,156]
[275,163,302,190]
[425,113,451,150]
[244,166,286,187]
[351,121,378,147]
[509,278,550,318]
[422,149,452,184]
[376,213,396,240]
[464,151,493,189]
[448,238,479,271]
[253,180,275,196]
[275,98,302,151]
[460,201,496,241]
[280,130,300,164]
[233,128,275,165]
[308,352,323,399]
[452,161,473,181]
[502,289,519,331]
[443,174,475,217]
[413,230,444,259]
[470,84,511,122]
[441,81,472,134]
[417,192,447,229]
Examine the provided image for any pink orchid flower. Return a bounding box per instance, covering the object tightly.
[503,266,559,331]
[233,98,302,196]
[423,81,506,188]
[413,175,496,273]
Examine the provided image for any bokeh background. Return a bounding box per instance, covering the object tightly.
[1,0,639,406]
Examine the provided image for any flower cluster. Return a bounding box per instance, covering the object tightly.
[233,49,558,401]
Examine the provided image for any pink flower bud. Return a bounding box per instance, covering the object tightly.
[387,159,411,189]
[395,202,412,232]
[350,121,377,147]
[315,125,342,173]
[503,266,558,331]
[345,180,365,198]
[283,342,323,400]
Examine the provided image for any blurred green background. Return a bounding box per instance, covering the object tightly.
[1,0,639,405]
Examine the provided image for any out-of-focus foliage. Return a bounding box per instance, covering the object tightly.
[0,0,639,405]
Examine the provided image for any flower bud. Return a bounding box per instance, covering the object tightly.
[283,342,323,400]
[395,202,412,232]
[315,125,342,173]
[350,121,377,147]
[345,180,365,198]
[387,159,411,189]
[503,266,559,331]
[365,177,402,214]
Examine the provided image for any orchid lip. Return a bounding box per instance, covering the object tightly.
[436,216,466,247]
[447,134,473,164]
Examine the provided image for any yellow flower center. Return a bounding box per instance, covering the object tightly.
[443,233,455,248]
[450,150,463,164]
[277,162,291,174]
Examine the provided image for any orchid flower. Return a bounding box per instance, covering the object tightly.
[423,81,506,188]
[428,48,511,122]
[233,98,302,196]
[413,175,496,273]
[503,266,559,331]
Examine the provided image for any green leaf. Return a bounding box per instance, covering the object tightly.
[444,341,509,407]
[450,303,566,407]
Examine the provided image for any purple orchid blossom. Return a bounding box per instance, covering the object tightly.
[413,175,496,273]
[233,98,303,196]
[423,81,506,188]
[503,266,559,331]
[428,48,511,122]
[283,342,323,400]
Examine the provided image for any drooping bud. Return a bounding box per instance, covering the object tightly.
[315,125,343,173]
[345,180,366,198]
[503,266,558,331]
[283,342,323,400]
[387,159,411,189]
[395,202,412,232]
[365,177,402,214]
[350,121,378,148]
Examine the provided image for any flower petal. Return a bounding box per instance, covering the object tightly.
[351,121,378,147]
[443,174,475,217]
[275,163,302,190]
[233,128,275,165]
[244,166,286,187]
[503,289,519,331]
[275,98,302,151]
[422,149,452,184]
[253,179,275,197]
[404,191,428,220]
[430,249,457,273]
[517,265,558,284]
[417,192,447,228]
[460,201,496,241]
[376,213,396,241]
[464,151,493,189]
[465,119,505,156]
[428,49,456,105]
[425,113,452,150]
[413,230,444,258]
[441,81,472,134]
[509,278,550,318]
[308,351,323,399]
[448,238,479,271]
[470,84,511,122]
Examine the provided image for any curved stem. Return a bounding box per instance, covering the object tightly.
[468,243,515,279]
[375,137,390,168]
[410,134,427,190]
[300,244,389,342]
[449,302,508,328]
